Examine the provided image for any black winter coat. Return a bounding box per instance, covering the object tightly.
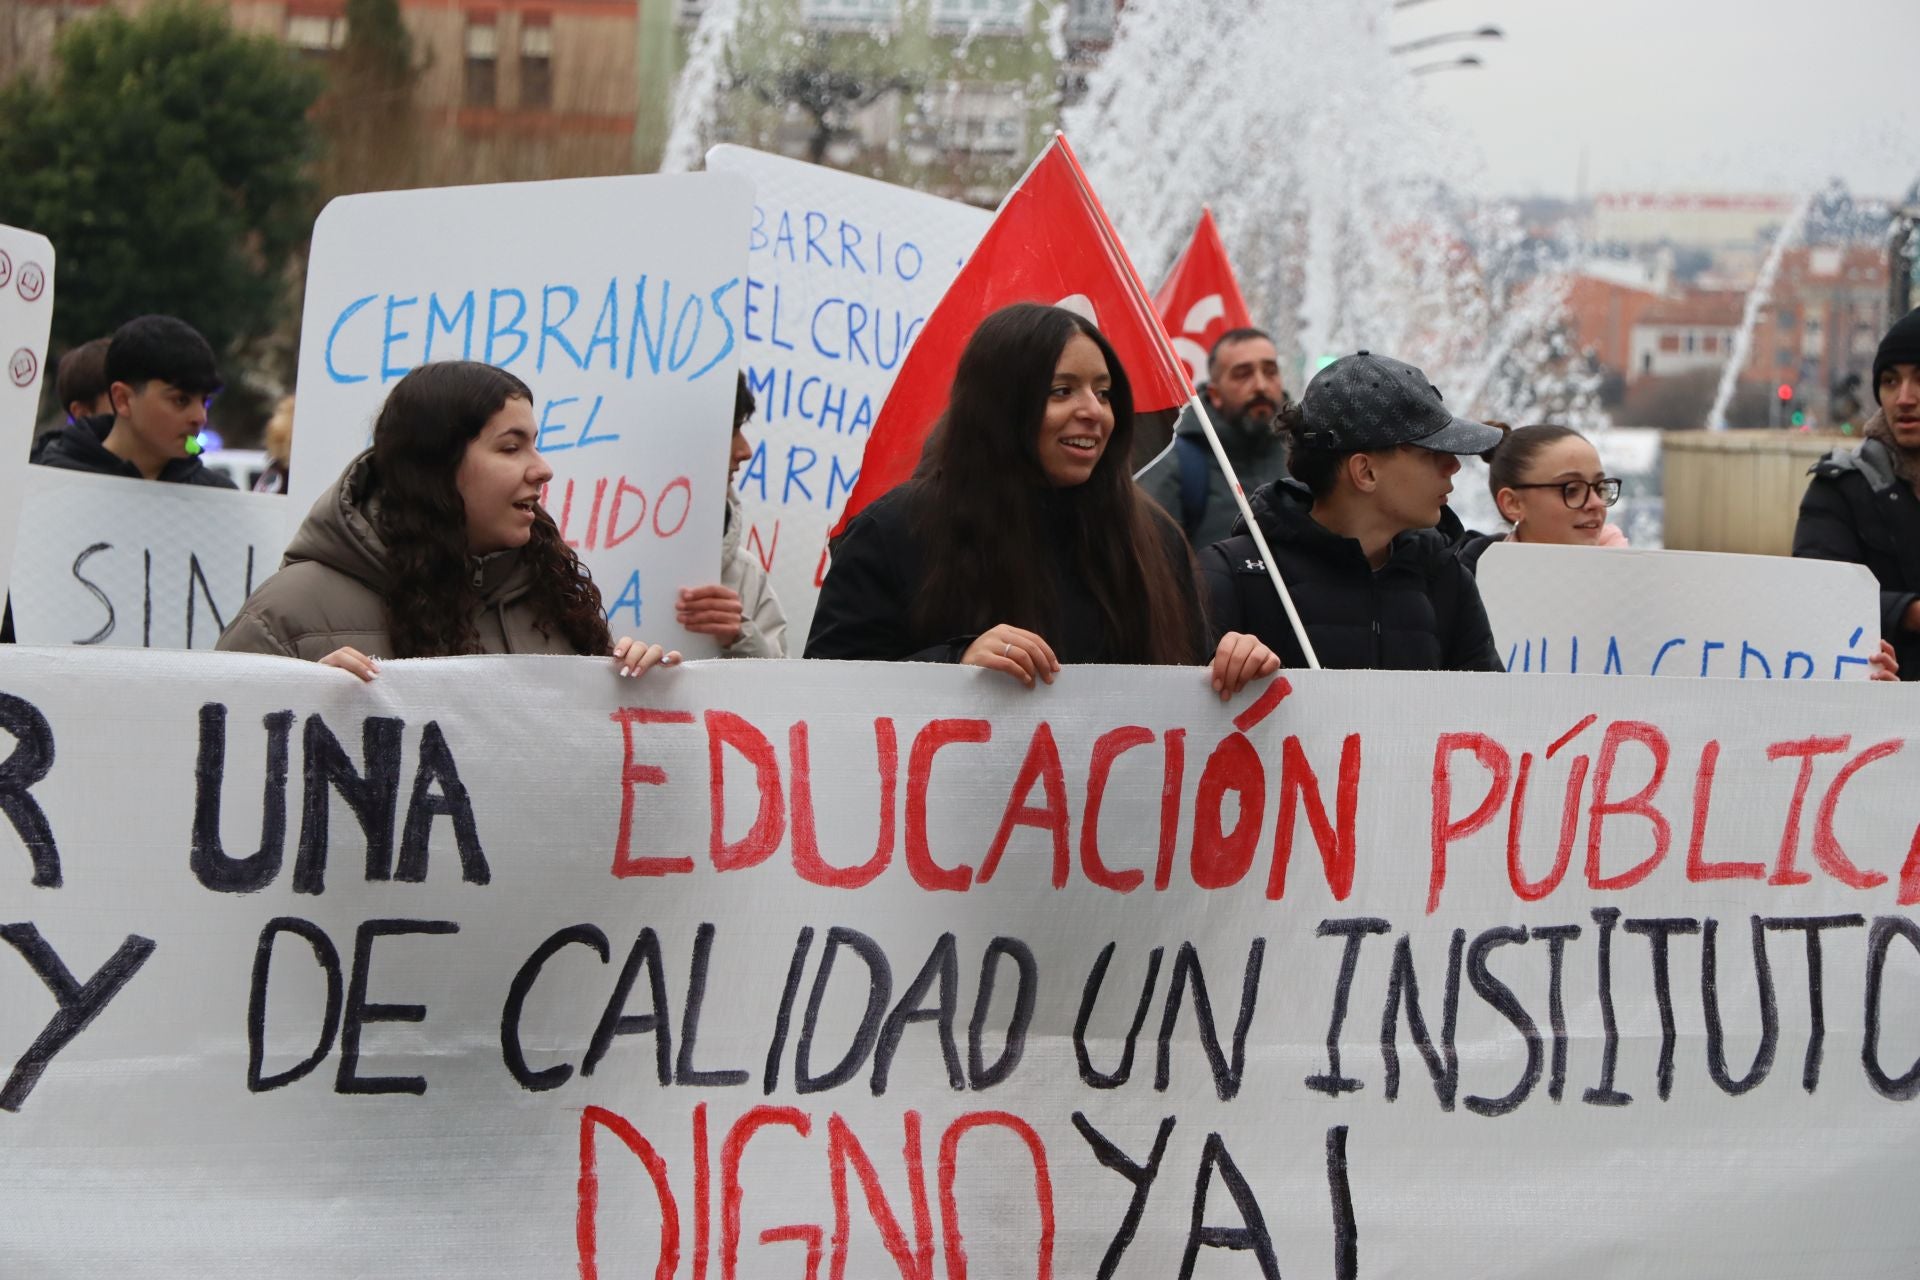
[29,414,236,487]
[1792,421,1920,680]
[1198,479,1503,672]
[804,482,1209,663]
[1454,528,1506,573]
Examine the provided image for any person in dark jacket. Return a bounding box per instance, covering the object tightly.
[52,336,113,426]
[1138,327,1290,545]
[1793,306,1920,680]
[806,302,1278,698]
[29,315,235,488]
[1200,350,1505,671]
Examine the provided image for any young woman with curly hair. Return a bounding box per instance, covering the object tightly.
[219,361,675,680]
[804,302,1277,698]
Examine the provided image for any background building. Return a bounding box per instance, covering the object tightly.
[238,0,642,182]
[3,0,641,181]
[1555,190,1899,429]
[659,0,1112,202]
[5,0,1101,193]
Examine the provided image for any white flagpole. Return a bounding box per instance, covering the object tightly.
[1181,391,1322,670]
[1049,131,1321,669]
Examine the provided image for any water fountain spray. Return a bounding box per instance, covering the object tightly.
[1705,191,1814,432]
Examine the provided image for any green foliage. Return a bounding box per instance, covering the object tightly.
[0,1,323,361]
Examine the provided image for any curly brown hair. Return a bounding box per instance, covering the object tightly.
[370,361,612,659]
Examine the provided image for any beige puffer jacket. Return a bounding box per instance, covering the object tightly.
[217,451,593,661]
[717,488,789,658]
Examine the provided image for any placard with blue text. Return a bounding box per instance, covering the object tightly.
[704,146,991,642]
[293,174,752,655]
[1479,542,1880,679]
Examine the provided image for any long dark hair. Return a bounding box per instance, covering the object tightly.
[910,303,1198,664]
[370,361,611,659]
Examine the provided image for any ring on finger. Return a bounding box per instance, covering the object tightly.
[1002,641,1013,658]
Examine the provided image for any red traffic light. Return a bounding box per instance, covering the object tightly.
[1777,382,1794,401]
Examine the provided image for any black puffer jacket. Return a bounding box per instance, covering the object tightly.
[1454,528,1506,573]
[30,414,236,487]
[805,481,1208,663]
[1198,479,1503,671]
[1792,414,1920,680]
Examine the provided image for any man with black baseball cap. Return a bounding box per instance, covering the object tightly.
[1198,351,1505,670]
[1794,306,1920,679]
[30,314,233,487]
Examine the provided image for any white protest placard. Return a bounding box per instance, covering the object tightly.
[8,468,288,648]
[5,651,1920,1275]
[1478,541,1882,679]
[0,224,55,605]
[704,146,992,643]
[293,173,752,655]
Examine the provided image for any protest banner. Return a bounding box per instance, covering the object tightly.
[0,224,55,606]
[3,650,1919,1275]
[292,173,752,655]
[703,146,991,643]
[8,468,289,648]
[1478,541,1881,679]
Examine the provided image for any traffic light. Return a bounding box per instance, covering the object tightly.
[1791,409,1807,428]
[1777,382,1794,402]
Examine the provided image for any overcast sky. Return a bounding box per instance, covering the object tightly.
[1395,0,1919,200]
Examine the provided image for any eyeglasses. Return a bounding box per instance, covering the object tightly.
[1507,478,1622,508]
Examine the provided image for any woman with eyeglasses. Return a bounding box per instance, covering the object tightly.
[1463,423,1899,679]
[1457,425,1626,569]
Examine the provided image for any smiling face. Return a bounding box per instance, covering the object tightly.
[1035,332,1114,488]
[455,397,552,554]
[1496,435,1609,545]
[1882,364,1920,449]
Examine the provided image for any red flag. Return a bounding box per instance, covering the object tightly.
[832,134,1192,535]
[1153,207,1254,388]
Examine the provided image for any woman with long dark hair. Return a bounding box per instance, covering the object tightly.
[219,361,675,679]
[805,302,1276,696]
